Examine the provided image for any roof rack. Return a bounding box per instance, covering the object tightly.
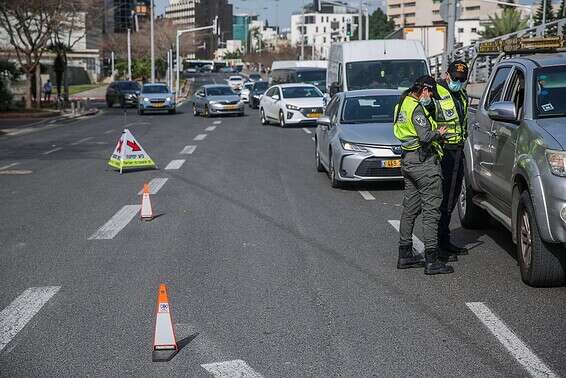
[477,36,564,55]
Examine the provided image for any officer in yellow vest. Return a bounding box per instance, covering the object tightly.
[433,61,470,262]
[393,75,454,275]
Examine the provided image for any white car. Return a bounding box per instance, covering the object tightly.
[227,76,244,91]
[259,84,325,127]
[240,82,254,103]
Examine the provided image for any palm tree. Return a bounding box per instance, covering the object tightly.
[480,7,528,39]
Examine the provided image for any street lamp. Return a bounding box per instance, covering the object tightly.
[150,0,155,83]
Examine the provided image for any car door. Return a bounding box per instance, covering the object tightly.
[319,94,341,166]
[473,65,513,191]
[196,88,205,110]
[262,87,275,117]
[489,65,525,209]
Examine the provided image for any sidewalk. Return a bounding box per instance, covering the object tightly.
[70,84,108,101]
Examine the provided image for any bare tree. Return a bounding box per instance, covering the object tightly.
[0,0,64,109]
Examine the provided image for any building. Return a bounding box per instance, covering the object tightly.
[233,14,259,51]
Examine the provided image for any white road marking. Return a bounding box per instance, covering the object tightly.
[48,119,57,124]
[88,205,141,240]
[0,170,32,175]
[466,302,557,378]
[388,220,424,253]
[213,120,222,125]
[194,134,207,141]
[0,286,61,352]
[165,159,185,170]
[42,147,62,155]
[104,129,116,134]
[70,137,93,145]
[302,128,312,134]
[0,162,20,171]
[205,126,216,131]
[359,191,375,200]
[201,360,264,378]
[180,145,197,155]
[138,178,168,195]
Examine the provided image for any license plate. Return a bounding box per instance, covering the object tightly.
[225,105,238,110]
[307,113,322,118]
[383,159,401,168]
[152,103,165,108]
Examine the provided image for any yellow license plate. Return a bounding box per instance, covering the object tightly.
[152,103,165,108]
[384,159,401,168]
[225,105,238,110]
[307,113,322,118]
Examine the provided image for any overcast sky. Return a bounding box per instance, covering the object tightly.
[155,0,545,29]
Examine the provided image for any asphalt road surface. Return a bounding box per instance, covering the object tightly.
[1,73,566,377]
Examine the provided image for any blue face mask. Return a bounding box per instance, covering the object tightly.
[448,80,463,92]
[420,97,431,106]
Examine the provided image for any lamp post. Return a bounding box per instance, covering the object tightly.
[150,0,155,83]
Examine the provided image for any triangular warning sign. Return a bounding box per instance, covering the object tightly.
[108,129,156,173]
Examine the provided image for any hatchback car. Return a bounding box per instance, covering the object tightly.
[227,76,245,92]
[260,84,325,127]
[138,83,176,115]
[192,84,244,117]
[106,81,140,108]
[314,89,402,187]
[240,82,254,103]
[248,73,262,82]
[250,81,269,109]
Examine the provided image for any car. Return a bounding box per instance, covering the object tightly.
[106,80,140,108]
[314,89,402,187]
[248,73,262,82]
[259,84,325,127]
[250,81,269,109]
[460,50,566,287]
[240,82,254,103]
[270,66,327,93]
[200,64,213,73]
[221,66,236,74]
[192,84,244,117]
[137,83,176,115]
[227,75,245,91]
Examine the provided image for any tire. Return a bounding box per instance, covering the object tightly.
[279,110,286,128]
[315,139,325,172]
[328,150,342,188]
[458,176,488,229]
[169,108,176,114]
[516,191,565,287]
[260,108,268,125]
[203,105,209,118]
[192,104,199,116]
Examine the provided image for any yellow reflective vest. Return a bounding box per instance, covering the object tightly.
[434,84,468,145]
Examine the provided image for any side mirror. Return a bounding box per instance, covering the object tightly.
[318,116,331,130]
[272,95,280,101]
[488,101,518,123]
[330,82,341,97]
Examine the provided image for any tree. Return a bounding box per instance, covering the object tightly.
[0,60,19,111]
[480,7,528,38]
[534,0,555,26]
[0,0,64,109]
[368,8,396,39]
[223,50,242,60]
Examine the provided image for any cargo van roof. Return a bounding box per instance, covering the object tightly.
[332,40,427,63]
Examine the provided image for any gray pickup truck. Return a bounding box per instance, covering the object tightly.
[458,53,566,287]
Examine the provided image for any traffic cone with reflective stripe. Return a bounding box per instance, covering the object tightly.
[152,283,178,362]
[141,183,153,221]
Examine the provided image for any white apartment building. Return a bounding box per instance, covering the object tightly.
[249,20,280,52]
[164,0,196,27]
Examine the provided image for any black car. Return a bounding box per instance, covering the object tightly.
[106,81,140,108]
[249,81,269,109]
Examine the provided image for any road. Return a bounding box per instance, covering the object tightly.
[1,72,565,377]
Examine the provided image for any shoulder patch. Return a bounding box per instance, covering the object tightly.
[414,113,427,127]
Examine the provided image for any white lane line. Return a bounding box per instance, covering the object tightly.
[0,170,32,175]
[205,126,217,131]
[0,286,61,352]
[180,145,197,155]
[165,159,186,170]
[138,178,168,195]
[0,162,20,171]
[201,360,264,378]
[359,190,376,201]
[388,220,424,253]
[194,134,207,141]
[104,129,116,134]
[466,302,557,378]
[213,120,222,125]
[42,147,62,155]
[88,205,141,240]
[302,128,312,134]
[48,119,57,124]
[70,137,93,145]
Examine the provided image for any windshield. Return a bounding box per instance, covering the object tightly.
[244,83,254,90]
[207,87,235,96]
[341,95,400,124]
[281,86,322,99]
[120,82,140,91]
[535,65,566,118]
[142,85,169,94]
[250,74,261,80]
[297,69,326,83]
[253,82,268,92]
[346,60,428,91]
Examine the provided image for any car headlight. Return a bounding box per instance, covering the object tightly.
[546,150,566,177]
[341,140,368,152]
[143,97,149,102]
[286,104,300,111]
[166,97,171,102]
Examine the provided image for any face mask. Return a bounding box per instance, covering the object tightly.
[420,97,431,106]
[448,80,463,92]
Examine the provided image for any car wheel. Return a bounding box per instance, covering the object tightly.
[169,108,176,114]
[193,104,199,116]
[328,150,342,188]
[203,105,209,117]
[260,108,268,125]
[138,108,144,115]
[315,138,325,172]
[458,176,487,229]
[279,110,286,128]
[516,191,565,287]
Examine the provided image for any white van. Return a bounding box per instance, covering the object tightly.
[270,60,328,92]
[326,40,429,96]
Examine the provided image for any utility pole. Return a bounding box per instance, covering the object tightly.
[445,0,456,70]
[150,0,155,83]
[127,28,132,81]
[365,8,369,40]
[542,0,547,36]
[359,0,363,40]
[111,51,115,80]
[300,7,305,60]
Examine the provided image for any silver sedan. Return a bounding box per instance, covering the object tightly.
[192,84,245,117]
[314,89,402,187]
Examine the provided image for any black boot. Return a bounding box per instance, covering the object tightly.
[439,240,468,256]
[397,245,425,269]
[439,248,458,263]
[424,248,454,275]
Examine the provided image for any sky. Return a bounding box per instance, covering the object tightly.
[155,0,545,29]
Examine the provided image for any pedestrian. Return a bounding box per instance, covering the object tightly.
[43,79,53,102]
[393,75,453,275]
[433,61,470,262]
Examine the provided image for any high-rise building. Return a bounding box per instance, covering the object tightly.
[233,14,259,50]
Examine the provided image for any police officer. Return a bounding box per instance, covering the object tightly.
[394,75,454,275]
[433,61,470,261]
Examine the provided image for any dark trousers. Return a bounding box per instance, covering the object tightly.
[439,146,465,245]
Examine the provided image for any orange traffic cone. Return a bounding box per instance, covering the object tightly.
[141,183,153,221]
[152,283,178,362]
